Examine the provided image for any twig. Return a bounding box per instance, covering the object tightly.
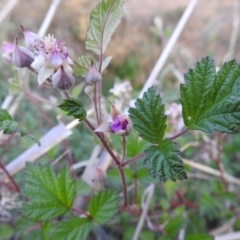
[0,134,15,146]
[214,133,228,190]
[121,152,146,167]
[71,207,91,219]
[121,136,126,163]
[169,128,188,140]
[0,161,20,193]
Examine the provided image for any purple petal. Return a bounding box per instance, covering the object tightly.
[51,51,63,66]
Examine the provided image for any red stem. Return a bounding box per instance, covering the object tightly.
[0,161,20,193]
[121,152,146,167]
[169,128,188,140]
[0,134,15,146]
[71,207,92,218]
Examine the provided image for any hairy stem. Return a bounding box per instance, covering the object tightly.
[169,128,188,140]
[0,161,20,193]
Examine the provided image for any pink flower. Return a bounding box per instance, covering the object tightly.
[95,104,132,136]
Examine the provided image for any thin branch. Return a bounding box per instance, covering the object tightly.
[0,161,20,193]
[169,128,188,140]
[71,207,91,219]
[121,152,146,167]
[0,134,15,146]
[93,83,100,125]
[121,136,126,163]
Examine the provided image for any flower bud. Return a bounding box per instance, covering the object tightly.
[21,25,43,50]
[110,103,121,120]
[12,37,35,68]
[52,65,75,90]
[85,62,102,84]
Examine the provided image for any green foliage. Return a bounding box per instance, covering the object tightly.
[144,139,187,182]
[129,86,167,144]
[22,163,75,221]
[181,56,240,133]
[75,56,91,77]
[58,98,87,121]
[185,234,213,240]
[165,216,186,237]
[54,218,92,240]
[0,223,14,240]
[0,108,38,144]
[86,0,125,55]
[89,190,118,224]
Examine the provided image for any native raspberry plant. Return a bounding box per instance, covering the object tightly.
[1,0,240,239]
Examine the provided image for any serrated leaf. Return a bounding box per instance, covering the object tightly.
[181,56,240,133]
[144,139,187,182]
[88,190,118,224]
[0,108,39,144]
[74,56,92,77]
[22,163,75,221]
[96,56,112,72]
[129,87,167,144]
[86,0,125,55]
[58,98,87,121]
[54,218,92,240]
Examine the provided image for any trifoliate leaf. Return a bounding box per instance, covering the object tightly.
[0,108,39,144]
[129,87,167,144]
[54,218,92,240]
[181,56,240,133]
[58,98,87,121]
[22,163,75,221]
[144,139,187,182]
[86,0,125,55]
[75,56,92,77]
[88,190,118,224]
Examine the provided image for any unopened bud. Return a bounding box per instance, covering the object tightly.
[12,37,35,68]
[85,62,102,84]
[21,25,43,50]
[52,65,75,90]
[110,103,121,120]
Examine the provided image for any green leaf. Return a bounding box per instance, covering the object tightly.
[75,56,91,77]
[54,218,92,240]
[22,163,75,221]
[129,87,167,144]
[165,216,185,237]
[0,108,39,144]
[185,233,213,240]
[0,223,14,240]
[96,56,112,72]
[86,0,125,55]
[88,190,118,224]
[58,98,87,121]
[144,139,187,182]
[181,56,240,133]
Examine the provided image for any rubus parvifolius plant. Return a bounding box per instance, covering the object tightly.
[1,0,240,239]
